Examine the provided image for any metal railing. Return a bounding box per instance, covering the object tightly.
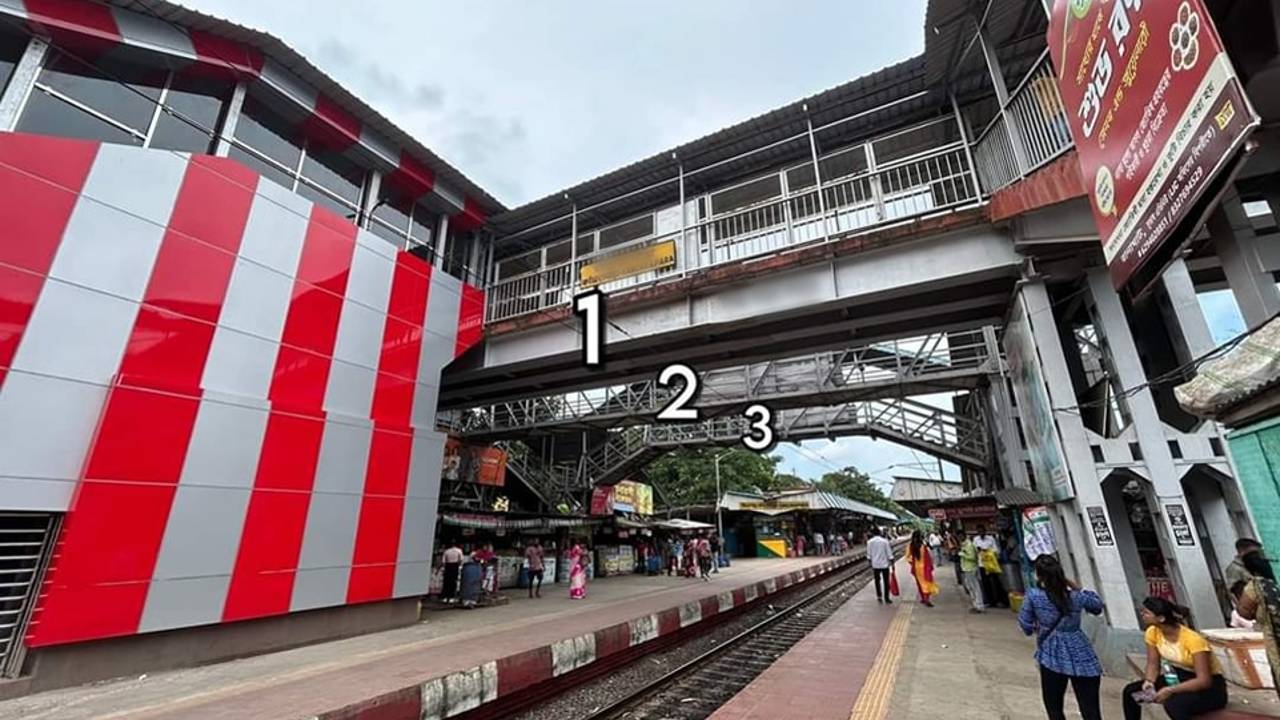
[450,330,999,436]
[973,52,1074,193]
[565,397,989,486]
[487,120,980,324]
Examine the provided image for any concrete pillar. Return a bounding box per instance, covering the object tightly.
[1085,269,1222,625]
[1209,199,1280,330]
[983,326,1029,490]
[1160,258,1216,360]
[1019,280,1138,628]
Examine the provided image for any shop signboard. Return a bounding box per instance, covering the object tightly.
[590,486,615,516]
[1021,506,1058,560]
[1086,505,1115,546]
[634,483,654,516]
[934,499,999,521]
[442,437,463,482]
[1049,0,1260,291]
[613,481,636,513]
[475,446,507,487]
[1005,296,1073,501]
[1166,503,1197,546]
[740,500,810,512]
[579,239,676,287]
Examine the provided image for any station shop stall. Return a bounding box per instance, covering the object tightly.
[429,511,603,594]
[927,488,1053,600]
[717,489,899,558]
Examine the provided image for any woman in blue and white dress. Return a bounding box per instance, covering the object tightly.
[1017,554,1105,720]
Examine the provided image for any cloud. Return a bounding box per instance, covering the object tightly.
[314,38,444,113]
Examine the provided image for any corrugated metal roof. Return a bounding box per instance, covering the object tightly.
[1176,317,1280,418]
[109,0,505,216]
[490,55,937,250]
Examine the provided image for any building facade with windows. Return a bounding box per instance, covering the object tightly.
[0,0,497,689]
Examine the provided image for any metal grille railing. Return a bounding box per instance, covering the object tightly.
[1,512,58,678]
[452,330,998,436]
[487,118,981,324]
[973,52,1073,193]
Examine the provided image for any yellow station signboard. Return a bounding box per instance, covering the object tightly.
[579,239,676,287]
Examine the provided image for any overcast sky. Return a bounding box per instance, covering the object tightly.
[180,1,1249,490]
[182,0,925,206]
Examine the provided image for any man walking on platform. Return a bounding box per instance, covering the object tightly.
[868,527,894,604]
[959,529,985,613]
[524,539,545,598]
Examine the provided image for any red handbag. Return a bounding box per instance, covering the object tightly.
[889,565,900,597]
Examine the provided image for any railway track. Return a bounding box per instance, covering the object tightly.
[581,556,875,720]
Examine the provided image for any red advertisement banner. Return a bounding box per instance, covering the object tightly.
[1048,0,1258,290]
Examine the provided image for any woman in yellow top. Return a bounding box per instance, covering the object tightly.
[1121,597,1227,720]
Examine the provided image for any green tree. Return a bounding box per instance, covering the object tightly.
[771,472,810,491]
[646,448,781,508]
[815,466,904,515]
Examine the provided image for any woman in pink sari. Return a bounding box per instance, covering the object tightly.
[568,541,588,600]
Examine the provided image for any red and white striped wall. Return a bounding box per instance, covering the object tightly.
[0,131,484,647]
[0,0,489,229]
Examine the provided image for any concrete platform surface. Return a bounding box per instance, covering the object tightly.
[0,554,856,720]
[710,558,1280,720]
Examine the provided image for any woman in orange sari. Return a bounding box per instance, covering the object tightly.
[909,530,938,607]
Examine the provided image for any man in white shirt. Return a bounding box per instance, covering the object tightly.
[867,528,894,604]
[441,542,464,603]
[813,531,826,556]
[972,525,1009,608]
[927,529,943,567]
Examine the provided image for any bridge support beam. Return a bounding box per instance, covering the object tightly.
[1085,269,1221,627]
[1015,279,1139,630]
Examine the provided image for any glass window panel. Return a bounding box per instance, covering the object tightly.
[149,75,228,153]
[786,164,816,192]
[545,240,571,265]
[37,51,164,133]
[446,233,469,278]
[301,145,364,205]
[410,205,435,245]
[369,218,407,246]
[228,144,294,191]
[821,148,868,180]
[597,215,654,250]
[576,234,595,256]
[297,179,357,219]
[372,186,412,236]
[234,95,303,172]
[0,26,26,96]
[17,88,142,146]
[710,175,780,215]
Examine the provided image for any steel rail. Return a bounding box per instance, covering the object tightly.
[579,551,884,720]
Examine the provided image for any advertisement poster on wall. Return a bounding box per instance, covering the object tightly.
[611,480,654,516]
[1086,505,1116,546]
[1022,506,1058,560]
[1005,296,1073,500]
[474,447,508,487]
[1049,0,1259,291]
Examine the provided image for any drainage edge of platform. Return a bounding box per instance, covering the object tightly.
[314,555,866,720]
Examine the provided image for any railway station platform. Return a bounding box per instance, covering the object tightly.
[0,553,857,720]
[715,558,1280,720]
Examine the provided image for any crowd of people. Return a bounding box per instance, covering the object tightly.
[866,522,1280,720]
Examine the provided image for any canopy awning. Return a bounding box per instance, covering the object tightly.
[718,489,897,522]
[653,518,716,531]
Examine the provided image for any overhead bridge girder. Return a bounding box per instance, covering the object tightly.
[447,329,999,439]
[573,397,989,487]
